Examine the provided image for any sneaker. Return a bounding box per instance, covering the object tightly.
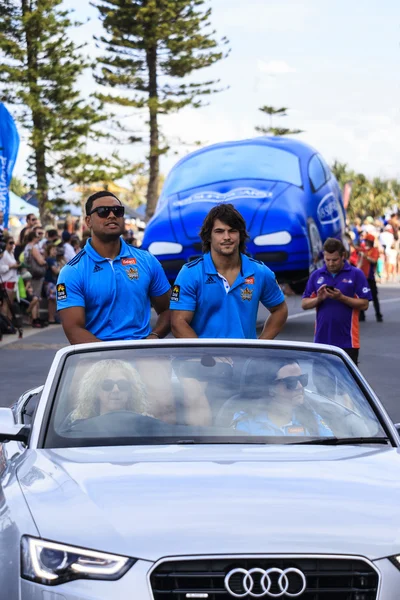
[376,315,383,322]
[32,320,42,328]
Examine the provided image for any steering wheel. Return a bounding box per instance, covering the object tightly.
[66,410,171,436]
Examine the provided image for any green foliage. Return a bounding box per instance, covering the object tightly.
[331,161,397,219]
[256,105,303,136]
[0,0,133,224]
[10,176,28,198]
[94,0,229,218]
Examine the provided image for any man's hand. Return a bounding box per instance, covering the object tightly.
[316,284,329,302]
[325,286,342,301]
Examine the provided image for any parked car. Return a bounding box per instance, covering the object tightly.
[142,137,347,292]
[1,338,400,599]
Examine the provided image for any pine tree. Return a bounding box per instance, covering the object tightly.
[94,0,229,219]
[256,105,303,136]
[0,0,129,224]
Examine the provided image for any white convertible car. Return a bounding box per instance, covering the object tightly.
[1,339,400,600]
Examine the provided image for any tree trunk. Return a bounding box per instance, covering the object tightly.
[21,0,52,226]
[145,45,159,221]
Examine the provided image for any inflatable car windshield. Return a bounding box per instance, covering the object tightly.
[142,137,346,292]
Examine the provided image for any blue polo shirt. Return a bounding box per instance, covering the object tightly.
[303,262,372,349]
[57,238,171,341]
[170,253,285,338]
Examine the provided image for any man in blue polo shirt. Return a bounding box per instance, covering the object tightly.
[302,237,372,365]
[57,191,171,344]
[170,203,288,339]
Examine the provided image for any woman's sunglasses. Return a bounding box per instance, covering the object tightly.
[274,374,308,390]
[7,241,15,245]
[101,379,130,392]
[88,206,125,219]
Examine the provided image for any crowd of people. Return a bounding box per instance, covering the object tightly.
[347,213,400,284]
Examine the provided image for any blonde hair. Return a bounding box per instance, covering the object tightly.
[71,359,148,420]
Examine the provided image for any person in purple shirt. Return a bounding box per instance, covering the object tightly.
[301,238,372,365]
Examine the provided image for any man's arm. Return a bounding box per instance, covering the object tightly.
[171,310,198,338]
[59,307,100,345]
[147,290,172,339]
[258,301,288,339]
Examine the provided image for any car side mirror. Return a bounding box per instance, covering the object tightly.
[0,407,30,444]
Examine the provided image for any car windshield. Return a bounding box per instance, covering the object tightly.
[43,346,387,448]
[162,145,303,197]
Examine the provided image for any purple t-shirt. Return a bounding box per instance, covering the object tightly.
[303,262,372,349]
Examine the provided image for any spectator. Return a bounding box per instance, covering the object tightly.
[57,190,171,344]
[170,203,288,339]
[23,230,47,320]
[0,210,4,235]
[70,235,81,254]
[61,231,76,263]
[19,274,40,327]
[0,236,19,321]
[301,238,371,366]
[44,244,61,324]
[357,234,383,322]
[18,213,39,246]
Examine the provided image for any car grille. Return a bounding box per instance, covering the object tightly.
[150,557,379,600]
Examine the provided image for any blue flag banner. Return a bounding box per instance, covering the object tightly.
[0,103,20,229]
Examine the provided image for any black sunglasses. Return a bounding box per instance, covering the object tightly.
[274,374,308,390]
[7,241,15,245]
[101,379,130,392]
[89,206,125,218]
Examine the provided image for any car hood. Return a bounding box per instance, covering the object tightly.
[17,445,400,561]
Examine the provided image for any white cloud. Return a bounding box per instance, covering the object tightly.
[257,59,296,75]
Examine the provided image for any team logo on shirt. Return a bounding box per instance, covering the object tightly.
[342,278,353,283]
[122,257,136,266]
[171,284,180,302]
[241,287,253,301]
[317,277,325,284]
[205,276,216,284]
[362,287,370,293]
[244,276,255,285]
[125,267,139,280]
[56,283,67,301]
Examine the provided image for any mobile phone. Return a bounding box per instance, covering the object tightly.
[326,285,335,291]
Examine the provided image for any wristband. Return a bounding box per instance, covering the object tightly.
[149,331,160,338]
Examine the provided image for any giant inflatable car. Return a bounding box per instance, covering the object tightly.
[142,137,346,292]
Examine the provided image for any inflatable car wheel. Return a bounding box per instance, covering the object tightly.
[308,218,324,272]
[290,219,323,294]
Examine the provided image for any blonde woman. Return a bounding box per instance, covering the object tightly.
[71,359,149,421]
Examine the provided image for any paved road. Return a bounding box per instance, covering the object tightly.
[1,285,399,420]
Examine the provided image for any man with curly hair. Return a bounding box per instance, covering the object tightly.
[170,203,288,338]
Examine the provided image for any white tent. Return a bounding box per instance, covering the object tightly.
[9,191,39,216]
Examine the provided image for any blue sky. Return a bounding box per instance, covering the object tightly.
[13,0,400,188]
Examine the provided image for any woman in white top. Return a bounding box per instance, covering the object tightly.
[0,237,19,320]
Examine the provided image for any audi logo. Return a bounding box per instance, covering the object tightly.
[224,567,307,598]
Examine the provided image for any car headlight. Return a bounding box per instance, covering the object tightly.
[253,231,292,246]
[148,241,183,255]
[21,536,135,586]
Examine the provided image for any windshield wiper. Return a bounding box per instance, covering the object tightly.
[292,436,391,446]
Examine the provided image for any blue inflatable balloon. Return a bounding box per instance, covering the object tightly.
[142,136,346,292]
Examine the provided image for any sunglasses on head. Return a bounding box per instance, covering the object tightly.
[88,206,125,219]
[274,374,308,390]
[101,378,130,392]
